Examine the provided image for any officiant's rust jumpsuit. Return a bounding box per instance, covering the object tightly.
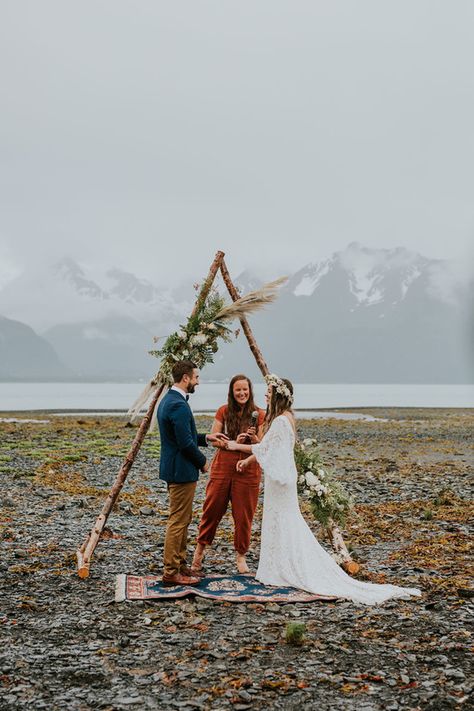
[197,405,266,555]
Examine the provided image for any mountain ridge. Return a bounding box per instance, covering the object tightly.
[0,244,471,382]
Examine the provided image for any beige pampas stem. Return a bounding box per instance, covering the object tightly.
[213,276,288,322]
[127,377,161,423]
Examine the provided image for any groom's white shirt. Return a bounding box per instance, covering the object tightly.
[171,385,187,400]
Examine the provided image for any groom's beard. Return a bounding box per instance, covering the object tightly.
[186,384,196,394]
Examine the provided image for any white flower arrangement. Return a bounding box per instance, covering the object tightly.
[189,333,209,347]
[265,373,294,404]
[149,289,232,384]
[294,438,354,527]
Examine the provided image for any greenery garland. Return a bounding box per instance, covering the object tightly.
[294,437,354,527]
[149,287,234,385]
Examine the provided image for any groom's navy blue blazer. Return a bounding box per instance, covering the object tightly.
[157,389,207,484]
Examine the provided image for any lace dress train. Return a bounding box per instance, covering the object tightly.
[251,416,421,606]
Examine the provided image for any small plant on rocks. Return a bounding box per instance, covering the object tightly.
[285,622,306,646]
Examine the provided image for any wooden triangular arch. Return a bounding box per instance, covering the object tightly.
[76,251,357,577]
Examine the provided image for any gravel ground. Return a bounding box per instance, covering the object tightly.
[0,409,472,710]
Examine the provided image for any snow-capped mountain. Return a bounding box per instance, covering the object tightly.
[53,258,109,301]
[286,242,464,307]
[106,268,161,304]
[233,270,264,296]
[209,244,472,383]
[0,245,471,382]
[0,258,192,333]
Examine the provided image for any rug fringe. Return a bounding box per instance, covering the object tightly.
[115,574,127,602]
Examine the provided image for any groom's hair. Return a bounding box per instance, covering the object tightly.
[172,360,198,383]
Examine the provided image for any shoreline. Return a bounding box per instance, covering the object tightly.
[1,406,473,426]
[1,405,473,413]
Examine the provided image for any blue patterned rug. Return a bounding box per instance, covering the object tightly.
[115,573,335,603]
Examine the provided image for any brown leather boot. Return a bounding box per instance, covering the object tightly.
[181,565,205,578]
[162,572,201,587]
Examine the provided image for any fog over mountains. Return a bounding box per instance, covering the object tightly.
[0,244,472,383]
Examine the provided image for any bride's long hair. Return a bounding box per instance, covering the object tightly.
[264,378,294,432]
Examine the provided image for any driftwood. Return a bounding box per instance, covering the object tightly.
[326,520,360,574]
[76,251,226,577]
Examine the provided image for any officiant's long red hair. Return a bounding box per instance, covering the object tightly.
[264,378,294,432]
[225,374,258,440]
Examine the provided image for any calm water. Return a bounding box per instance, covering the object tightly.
[0,382,473,412]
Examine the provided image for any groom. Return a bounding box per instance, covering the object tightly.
[158,360,228,586]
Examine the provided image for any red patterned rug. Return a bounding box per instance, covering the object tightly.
[115,573,336,603]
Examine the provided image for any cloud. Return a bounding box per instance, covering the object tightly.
[1,1,474,287]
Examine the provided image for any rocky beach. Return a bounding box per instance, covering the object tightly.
[0,408,472,710]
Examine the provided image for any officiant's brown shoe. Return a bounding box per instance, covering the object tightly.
[162,572,201,587]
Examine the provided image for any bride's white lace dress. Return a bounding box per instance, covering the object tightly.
[252,415,421,605]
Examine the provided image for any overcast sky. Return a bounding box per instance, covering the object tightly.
[1,1,473,287]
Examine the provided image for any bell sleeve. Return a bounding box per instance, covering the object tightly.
[251,417,294,485]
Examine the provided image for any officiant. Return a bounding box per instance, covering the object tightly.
[192,374,265,574]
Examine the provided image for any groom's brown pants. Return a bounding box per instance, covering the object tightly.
[163,481,197,577]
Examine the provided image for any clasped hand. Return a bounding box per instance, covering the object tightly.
[207,433,229,447]
[236,427,259,444]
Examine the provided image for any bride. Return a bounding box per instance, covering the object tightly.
[226,375,421,605]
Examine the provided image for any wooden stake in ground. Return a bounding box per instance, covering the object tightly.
[76,251,226,578]
[326,520,360,574]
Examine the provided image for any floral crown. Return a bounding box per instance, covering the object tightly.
[265,373,294,404]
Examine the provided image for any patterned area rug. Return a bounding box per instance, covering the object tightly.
[115,573,336,603]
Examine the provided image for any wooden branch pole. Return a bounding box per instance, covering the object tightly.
[220,259,270,377]
[221,259,359,574]
[76,250,226,578]
[76,380,166,578]
[192,250,226,318]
